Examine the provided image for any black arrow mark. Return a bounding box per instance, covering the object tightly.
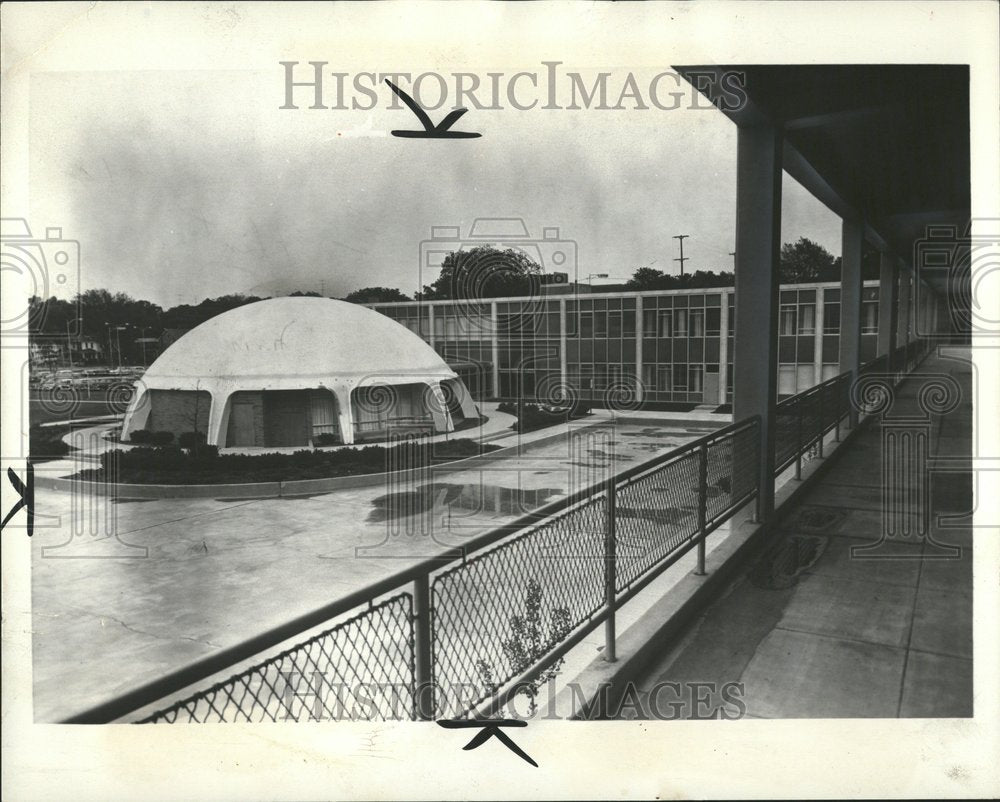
[384,79,481,139]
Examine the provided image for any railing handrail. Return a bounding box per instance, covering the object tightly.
[61,414,761,724]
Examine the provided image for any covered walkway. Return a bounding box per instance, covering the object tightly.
[611,348,973,718]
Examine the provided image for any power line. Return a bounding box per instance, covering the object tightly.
[673,234,689,275]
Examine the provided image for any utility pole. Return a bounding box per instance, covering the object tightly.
[729,251,736,271]
[673,234,689,275]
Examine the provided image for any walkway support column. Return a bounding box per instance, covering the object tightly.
[732,123,782,523]
[839,218,864,427]
[718,289,729,406]
[877,251,897,358]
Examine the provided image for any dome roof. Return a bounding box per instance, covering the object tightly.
[143,297,454,384]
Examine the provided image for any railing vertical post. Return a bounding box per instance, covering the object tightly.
[794,398,803,480]
[834,377,842,442]
[817,384,825,458]
[603,473,617,662]
[413,573,435,721]
[694,444,708,575]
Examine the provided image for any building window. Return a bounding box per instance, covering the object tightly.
[780,305,796,336]
[798,304,816,335]
[579,364,594,389]
[674,309,688,337]
[642,364,655,390]
[657,366,672,392]
[643,309,657,335]
[690,309,705,337]
[672,364,687,390]
[659,310,673,337]
[594,311,607,337]
[706,307,721,335]
[623,311,636,337]
[862,301,879,333]
[608,311,622,338]
[580,312,593,338]
[824,302,840,334]
[689,365,703,393]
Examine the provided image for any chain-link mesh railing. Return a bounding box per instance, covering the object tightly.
[704,421,759,527]
[774,372,851,476]
[614,450,700,591]
[429,417,761,718]
[430,495,607,717]
[140,594,415,722]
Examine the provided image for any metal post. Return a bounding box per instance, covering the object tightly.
[694,444,708,575]
[603,472,617,662]
[817,383,824,458]
[413,573,435,720]
[794,399,803,480]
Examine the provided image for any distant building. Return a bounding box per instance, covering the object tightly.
[122,297,478,447]
[370,280,884,405]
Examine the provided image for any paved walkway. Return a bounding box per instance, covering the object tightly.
[613,348,974,718]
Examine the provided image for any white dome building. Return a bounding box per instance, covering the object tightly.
[121,297,479,448]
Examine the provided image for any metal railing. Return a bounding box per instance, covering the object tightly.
[773,372,851,479]
[773,337,934,482]
[64,417,760,723]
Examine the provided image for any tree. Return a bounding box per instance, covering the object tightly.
[625,267,734,291]
[780,237,836,283]
[343,286,412,304]
[419,246,542,300]
[627,266,669,290]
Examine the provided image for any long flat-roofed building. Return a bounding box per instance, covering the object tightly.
[370,278,932,407]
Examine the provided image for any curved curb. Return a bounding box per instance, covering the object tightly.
[34,427,573,500]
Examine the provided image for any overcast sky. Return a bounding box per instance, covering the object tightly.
[21,13,842,308]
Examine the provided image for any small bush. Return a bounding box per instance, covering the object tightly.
[28,424,72,462]
[150,430,175,447]
[128,429,153,444]
[81,438,500,484]
[178,431,207,451]
[313,433,341,447]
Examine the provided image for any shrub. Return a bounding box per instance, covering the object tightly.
[28,424,72,462]
[128,429,153,444]
[313,433,341,447]
[81,438,500,484]
[178,431,207,451]
[150,430,175,447]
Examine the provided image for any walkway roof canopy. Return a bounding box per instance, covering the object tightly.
[675,64,970,296]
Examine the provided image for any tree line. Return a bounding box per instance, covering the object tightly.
[29,237,870,361]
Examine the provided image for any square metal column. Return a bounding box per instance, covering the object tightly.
[732,124,782,522]
[839,218,864,426]
[877,251,897,357]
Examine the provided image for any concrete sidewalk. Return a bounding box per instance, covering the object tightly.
[611,348,974,718]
